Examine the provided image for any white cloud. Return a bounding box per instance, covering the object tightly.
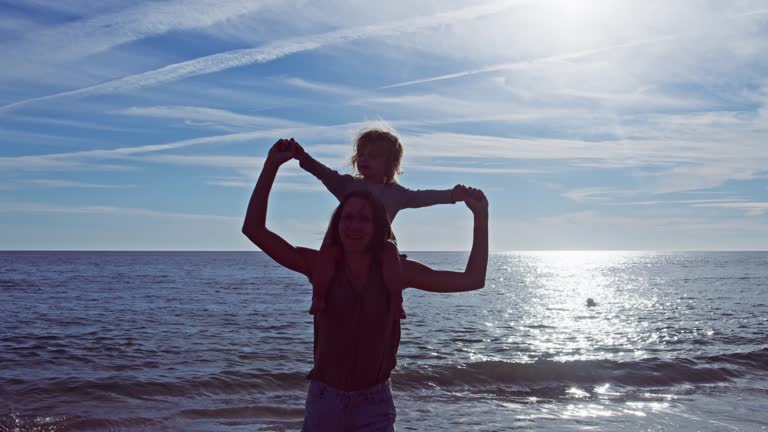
[0,120,367,172]
[279,77,363,97]
[3,0,275,66]
[0,132,286,171]
[206,178,324,191]
[4,2,768,213]
[141,154,266,169]
[561,188,631,202]
[16,1,134,16]
[0,12,46,38]
[6,114,132,131]
[115,105,305,131]
[651,163,765,194]
[0,201,240,222]
[690,202,768,216]
[26,179,135,189]
[0,0,521,112]
[5,120,767,197]
[5,1,768,251]
[381,35,676,89]
[496,209,768,250]
[276,77,573,126]
[0,155,129,172]
[408,164,542,175]
[404,132,681,163]
[623,198,747,206]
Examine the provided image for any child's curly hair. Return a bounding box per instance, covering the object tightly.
[351,128,404,184]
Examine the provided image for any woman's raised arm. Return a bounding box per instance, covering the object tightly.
[242,139,315,276]
[402,189,488,293]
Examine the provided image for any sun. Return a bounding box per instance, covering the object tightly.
[535,0,613,49]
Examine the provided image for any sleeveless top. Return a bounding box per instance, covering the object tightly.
[307,259,401,391]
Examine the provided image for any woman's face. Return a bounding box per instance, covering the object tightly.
[338,197,375,252]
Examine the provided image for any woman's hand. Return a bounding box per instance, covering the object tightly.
[266,138,296,168]
[289,138,308,161]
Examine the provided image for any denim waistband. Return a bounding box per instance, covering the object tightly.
[308,379,391,402]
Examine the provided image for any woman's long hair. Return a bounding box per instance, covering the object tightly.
[325,190,393,254]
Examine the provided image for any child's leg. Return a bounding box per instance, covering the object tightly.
[309,241,339,315]
[381,240,405,320]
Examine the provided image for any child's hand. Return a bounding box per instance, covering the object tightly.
[452,184,470,202]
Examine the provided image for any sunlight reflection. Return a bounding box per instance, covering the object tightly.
[594,383,622,397]
[563,403,614,419]
[512,251,649,361]
[626,401,671,412]
[566,387,591,399]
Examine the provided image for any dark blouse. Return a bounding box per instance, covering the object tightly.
[307,261,401,391]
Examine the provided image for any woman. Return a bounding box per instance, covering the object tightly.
[242,139,489,431]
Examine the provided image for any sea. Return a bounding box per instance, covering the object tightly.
[1,251,767,431]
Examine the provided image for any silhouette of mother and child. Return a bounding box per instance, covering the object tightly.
[242,128,489,431]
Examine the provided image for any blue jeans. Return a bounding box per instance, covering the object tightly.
[302,380,396,432]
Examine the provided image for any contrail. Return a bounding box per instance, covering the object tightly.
[734,9,768,17]
[0,0,523,113]
[380,6,768,90]
[0,119,371,169]
[4,0,273,63]
[380,35,678,89]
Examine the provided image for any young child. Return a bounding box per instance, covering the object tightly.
[286,129,472,321]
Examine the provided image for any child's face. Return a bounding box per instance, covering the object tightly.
[338,197,374,252]
[356,141,391,182]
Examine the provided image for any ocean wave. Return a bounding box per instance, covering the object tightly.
[393,348,768,390]
[0,412,164,432]
[0,279,22,288]
[2,371,309,404]
[179,405,303,420]
[3,350,765,405]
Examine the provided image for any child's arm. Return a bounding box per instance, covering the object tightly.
[292,139,353,201]
[400,184,468,209]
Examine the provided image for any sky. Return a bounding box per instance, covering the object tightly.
[1,0,767,251]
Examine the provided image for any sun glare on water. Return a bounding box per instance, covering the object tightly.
[509,251,652,361]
